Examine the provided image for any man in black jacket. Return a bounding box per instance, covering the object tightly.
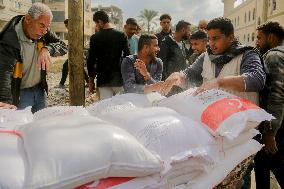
[159,20,191,81]
[87,10,130,100]
[0,2,67,112]
[155,14,172,47]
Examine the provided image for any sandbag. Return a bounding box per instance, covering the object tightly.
[20,115,161,189]
[158,89,273,140]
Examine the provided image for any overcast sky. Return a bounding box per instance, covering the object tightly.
[93,0,224,26]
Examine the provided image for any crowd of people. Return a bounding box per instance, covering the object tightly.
[0,2,283,189]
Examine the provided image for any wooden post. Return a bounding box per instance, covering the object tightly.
[68,0,85,106]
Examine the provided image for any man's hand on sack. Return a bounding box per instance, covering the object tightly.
[263,134,278,154]
[38,47,52,70]
[194,78,219,96]
[144,81,164,93]
[0,102,16,109]
[160,72,185,96]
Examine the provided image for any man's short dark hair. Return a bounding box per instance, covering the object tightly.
[160,14,172,21]
[93,10,109,23]
[126,18,138,26]
[207,17,234,36]
[190,31,207,40]
[257,21,284,41]
[64,19,68,25]
[176,20,191,32]
[138,34,157,51]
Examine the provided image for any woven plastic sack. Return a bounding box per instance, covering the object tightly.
[187,139,262,189]
[158,89,274,140]
[33,106,89,121]
[87,93,164,116]
[0,129,26,189]
[20,115,161,189]
[0,108,33,129]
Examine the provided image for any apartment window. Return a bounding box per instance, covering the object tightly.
[238,16,239,26]
[258,17,261,25]
[84,1,90,12]
[252,33,255,42]
[52,11,65,22]
[268,0,271,7]
[248,11,251,22]
[253,8,256,20]
[247,34,250,42]
[272,0,276,10]
[244,12,246,23]
[86,20,90,28]
[14,1,21,9]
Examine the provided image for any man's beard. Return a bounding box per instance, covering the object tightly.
[182,35,189,41]
[257,44,271,55]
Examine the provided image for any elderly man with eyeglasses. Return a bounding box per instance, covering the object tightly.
[0,2,67,112]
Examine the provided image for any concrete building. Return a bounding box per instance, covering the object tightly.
[91,5,123,32]
[34,0,93,45]
[222,0,284,46]
[0,0,32,30]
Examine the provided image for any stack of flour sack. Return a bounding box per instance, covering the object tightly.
[0,88,274,189]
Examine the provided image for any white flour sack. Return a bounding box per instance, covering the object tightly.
[187,139,263,189]
[0,108,33,129]
[158,89,274,140]
[33,106,89,121]
[87,93,165,116]
[20,115,161,189]
[98,107,218,167]
[0,130,26,189]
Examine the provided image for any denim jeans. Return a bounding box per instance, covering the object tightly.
[17,86,47,113]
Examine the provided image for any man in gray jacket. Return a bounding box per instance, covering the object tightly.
[254,21,284,189]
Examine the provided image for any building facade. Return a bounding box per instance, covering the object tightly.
[36,0,93,45]
[91,5,123,32]
[0,0,32,30]
[222,0,284,46]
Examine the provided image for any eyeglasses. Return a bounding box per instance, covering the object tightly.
[38,23,50,31]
